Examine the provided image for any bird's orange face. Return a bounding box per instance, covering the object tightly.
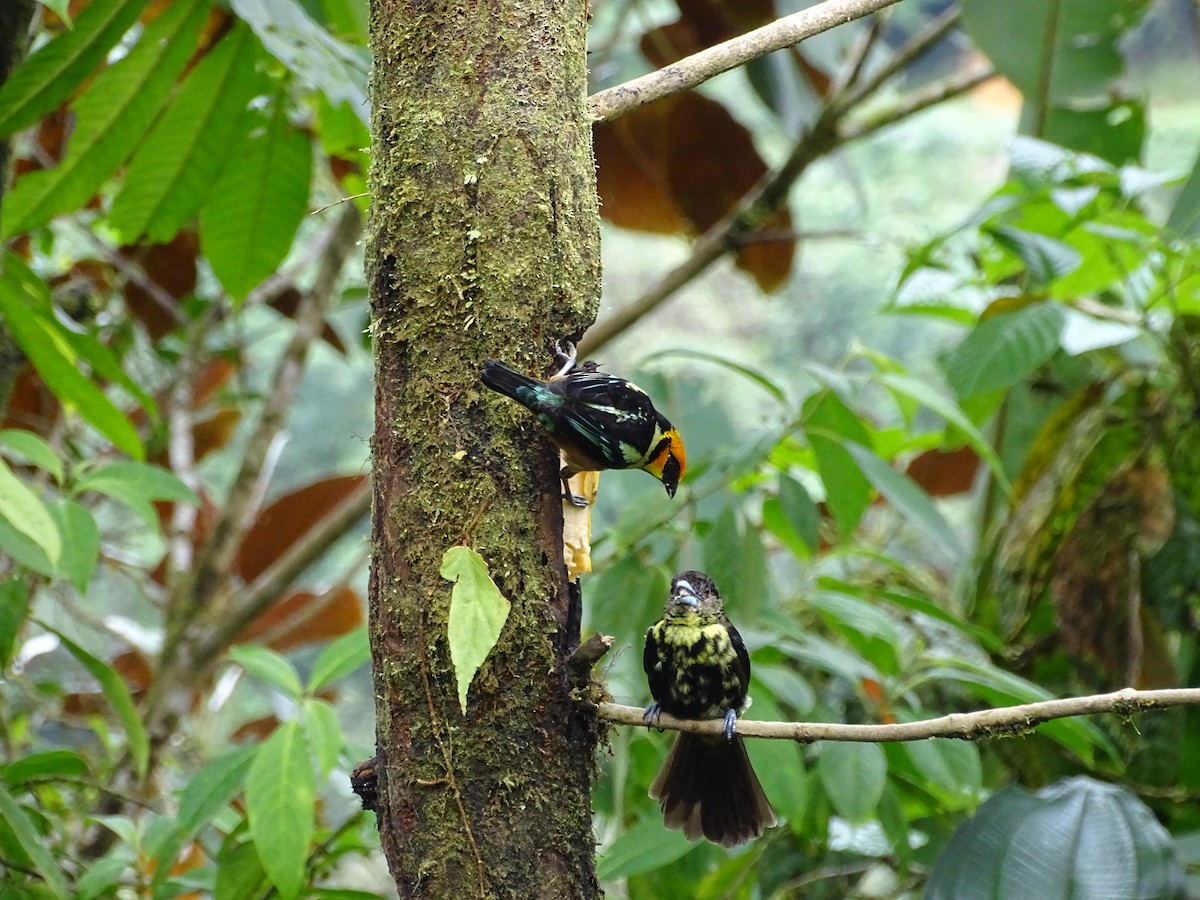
[644,429,686,497]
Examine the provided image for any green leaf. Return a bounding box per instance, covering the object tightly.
[642,348,789,405]
[0,255,144,458]
[1167,145,1200,237]
[73,461,198,527]
[901,739,982,811]
[199,88,313,300]
[51,630,149,778]
[302,698,342,778]
[818,741,886,823]
[0,578,29,672]
[0,458,60,566]
[246,721,314,900]
[876,373,1011,497]
[0,430,63,484]
[806,590,902,673]
[0,0,148,137]
[109,23,267,243]
[36,1,74,25]
[987,227,1082,284]
[47,499,99,593]
[77,847,137,900]
[228,645,304,699]
[804,391,874,537]
[147,747,256,893]
[306,626,369,693]
[0,783,68,898]
[597,815,696,881]
[943,303,1064,399]
[215,839,271,900]
[230,0,369,125]
[842,441,966,560]
[745,691,807,824]
[926,777,1184,900]
[442,545,511,715]
[2,749,88,786]
[702,507,767,620]
[0,517,54,577]
[1,0,213,238]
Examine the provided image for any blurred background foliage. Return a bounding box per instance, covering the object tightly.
[0,0,1199,897]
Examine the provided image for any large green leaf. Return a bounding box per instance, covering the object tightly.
[228,645,304,699]
[1167,145,1200,237]
[52,630,149,777]
[0,0,148,136]
[246,722,314,900]
[230,0,369,126]
[199,89,313,300]
[817,741,886,824]
[73,461,198,528]
[47,499,99,593]
[306,626,369,692]
[0,255,144,458]
[0,578,30,670]
[442,546,510,714]
[0,429,63,484]
[109,24,267,243]
[803,391,873,537]
[1,0,213,238]
[943,303,1064,399]
[147,746,256,894]
[843,441,966,560]
[926,777,1184,899]
[0,458,60,566]
[597,815,695,881]
[0,783,68,898]
[701,507,768,620]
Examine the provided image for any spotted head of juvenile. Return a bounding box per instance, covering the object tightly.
[665,570,724,619]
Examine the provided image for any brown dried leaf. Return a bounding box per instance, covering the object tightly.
[905,446,981,497]
[237,585,364,651]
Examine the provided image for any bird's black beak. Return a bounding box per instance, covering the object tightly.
[664,480,677,498]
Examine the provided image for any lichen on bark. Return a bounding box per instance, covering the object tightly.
[366,0,602,896]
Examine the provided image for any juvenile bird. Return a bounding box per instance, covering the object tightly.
[643,571,776,848]
[480,343,685,506]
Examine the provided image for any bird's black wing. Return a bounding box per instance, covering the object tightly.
[644,624,671,708]
[725,621,752,706]
[548,372,660,467]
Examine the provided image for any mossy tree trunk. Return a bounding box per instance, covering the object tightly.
[366,0,602,897]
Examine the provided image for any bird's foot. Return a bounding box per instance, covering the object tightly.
[723,708,738,743]
[552,340,578,379]
[561,474,589,508]
[643,704,663,727]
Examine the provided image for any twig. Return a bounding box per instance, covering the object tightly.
[598,687,1200,742]
[581,10,969,356]
[588,0,906,123]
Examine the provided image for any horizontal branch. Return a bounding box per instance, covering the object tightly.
[588,0,905,123]
[598,687,1200,743]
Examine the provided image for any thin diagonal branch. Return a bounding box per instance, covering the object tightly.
[598,686,1200,742]
[588,0,905,123]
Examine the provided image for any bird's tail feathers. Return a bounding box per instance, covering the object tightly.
[481,360,541,403]
[650,732,776,848]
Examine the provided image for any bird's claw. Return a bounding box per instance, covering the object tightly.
[552,340,578,379]
[561,475,589,508]
[723,708,738,743]
[643,704,663,727]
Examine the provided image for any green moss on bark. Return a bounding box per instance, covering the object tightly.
[367,0,601,897]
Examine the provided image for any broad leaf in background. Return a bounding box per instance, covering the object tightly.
[0,0,148,135]
[818,741,887,824]
[0,255,144,457]
[246,721,314,900]
[231,0,370,126]
[0,579,29,670]
[51,630,149,778]
[0,0,213,238]
[803,390,874,537]
[925,777,1184,900]
[46,499,99,593]
[0,457,60,565]
[943,302,1064,399]
[229,644,305,699]
[73,461,198,528]
[0,783,68,899]
[307,626,370,692]
[442,546,511,714]
[199,87,314,300]
[597,816,695,881]
[109,23,268,243]
[0,429,63,483]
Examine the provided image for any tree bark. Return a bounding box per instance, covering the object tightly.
[366,0,601,897]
